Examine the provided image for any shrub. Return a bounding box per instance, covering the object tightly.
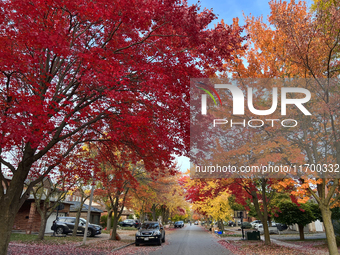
[120,227,137,230]
[100,215,109,228]
[241,222,252,229]
[100,215,122,228]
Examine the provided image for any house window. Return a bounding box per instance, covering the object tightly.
[234,211,246,218]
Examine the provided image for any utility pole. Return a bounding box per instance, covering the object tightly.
[82,183,94,246]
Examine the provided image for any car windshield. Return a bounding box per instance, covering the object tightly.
[141,223,159,229]
[80,218,87,224]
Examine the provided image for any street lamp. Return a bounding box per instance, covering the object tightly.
[240,211,245,240]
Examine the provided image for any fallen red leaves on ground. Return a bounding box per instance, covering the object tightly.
[218,240,314,255]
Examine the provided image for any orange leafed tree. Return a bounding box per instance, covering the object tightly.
[223,1,340,253]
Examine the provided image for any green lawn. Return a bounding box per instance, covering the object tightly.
[119,227,137,231]
[102,227,137,234]
[218,233,243,237]
[10,233,85,244]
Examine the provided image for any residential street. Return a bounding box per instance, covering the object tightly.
[149,224,234,255]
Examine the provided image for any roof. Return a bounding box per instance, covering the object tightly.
[27,194,74,203]
[69,201,103,213]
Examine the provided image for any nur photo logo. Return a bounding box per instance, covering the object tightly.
[197,81,312,128]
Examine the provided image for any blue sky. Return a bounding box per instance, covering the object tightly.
[186,0,314,27]
[187,0,272,27]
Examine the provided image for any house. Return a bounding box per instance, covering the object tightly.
[68,201,103,225]
[233,210,252,224]
[13,196,71,234]
[2,175,72,234]
[64,189,104,225]
[65,188,133,224]
[98,206,134,223]
[289,220,325,232]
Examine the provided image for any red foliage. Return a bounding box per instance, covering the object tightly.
[0,0,246,181]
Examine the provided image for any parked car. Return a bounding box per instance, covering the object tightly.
[194,221,198,225]
[255,224,279,234]
[228,220,236,227]
[250,220,262,228]
[174,221,184,228]
[241,222,252,229]
[270,221,277,227]
[51,217,102,237]
[276,223,288,231]
[135,221,165,246]
[119,219,139,228]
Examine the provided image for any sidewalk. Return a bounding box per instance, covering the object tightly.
[261,235,303,249]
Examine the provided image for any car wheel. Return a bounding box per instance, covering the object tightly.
[162,234,165,243]
[135,243,140,246]
[86,229,93,237]
[56,227,64,235]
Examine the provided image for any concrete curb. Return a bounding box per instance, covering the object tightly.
[111,242,135,252]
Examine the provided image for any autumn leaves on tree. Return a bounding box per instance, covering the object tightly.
[0,0,246,254]
[1,0,339,254]
[207,0,340,252]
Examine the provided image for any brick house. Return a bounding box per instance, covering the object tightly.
[13,196,71,234]
[2,175,71,234]
[233,210,252,224]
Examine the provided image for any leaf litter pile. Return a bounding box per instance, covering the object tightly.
[217,239,338,255]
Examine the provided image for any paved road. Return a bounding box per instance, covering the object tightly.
[149,224,234,255]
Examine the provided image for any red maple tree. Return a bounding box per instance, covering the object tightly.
[0,0,246,253]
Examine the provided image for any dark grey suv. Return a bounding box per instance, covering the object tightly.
[174,221,184,228]
[135,221,165,246]
[51,217,102,237]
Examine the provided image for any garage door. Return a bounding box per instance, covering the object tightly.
[45,212,66,233]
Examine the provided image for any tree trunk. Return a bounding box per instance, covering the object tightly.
[262,220,270,245]
[0,207,17,255]
[165,208,170,224]
[37,213,47,240]
[107,210,112,231]
[261,180,271,245]
[0,162,32,255]
[250,179,271,245]
[320,206,338,255]
[298,224,305,241]
[160,205,165,224]
[72,200,85,236]
[218,220,224,231]
[151,204,156,221]
[140,211,144,224]
[109,208,119,240]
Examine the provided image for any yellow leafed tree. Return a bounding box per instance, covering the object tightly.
[191,181,232,231]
